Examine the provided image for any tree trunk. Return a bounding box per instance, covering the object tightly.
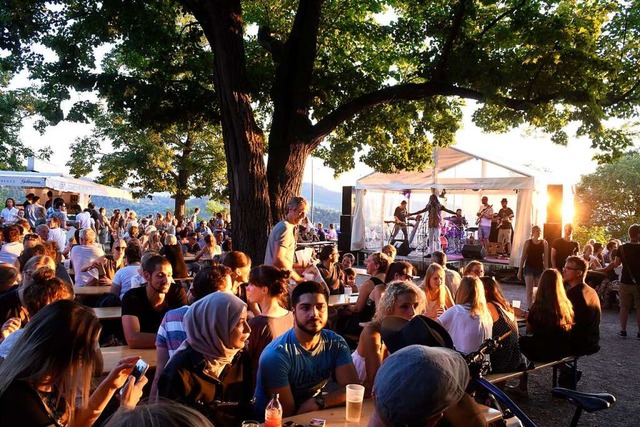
[174,192,187,219]
[191,1,272,263]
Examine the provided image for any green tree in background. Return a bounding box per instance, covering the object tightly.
[576,152,640,239]
[4,1,640,262]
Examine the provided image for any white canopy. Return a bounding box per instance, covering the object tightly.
[0,171,133,200]
[351,146,572,267]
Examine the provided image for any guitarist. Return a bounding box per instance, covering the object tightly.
[476,196,494,248]
[390,200,410,243]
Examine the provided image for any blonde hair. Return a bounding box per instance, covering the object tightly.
[422,263,445,291]
[455,276,492,324]
[373,281,426,323]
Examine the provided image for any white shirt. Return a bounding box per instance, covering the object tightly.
[0,207,19,224]
[48,227,67,252]
[70,244,105,286]
[0,242,24,265]
[113,265,141,299]
[75,211,94,230]
[438,304,492,354]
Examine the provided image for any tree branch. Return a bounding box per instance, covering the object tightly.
[311,82,558,140]
[257,25,284,63]
[432,0,470,82]
[479,0,528,39]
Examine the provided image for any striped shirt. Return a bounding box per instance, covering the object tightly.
[156,305,188,358]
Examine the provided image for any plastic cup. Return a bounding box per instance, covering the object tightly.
[512,300,521,309]
[345,384,365,422]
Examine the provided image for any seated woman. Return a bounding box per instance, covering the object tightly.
[437,276,493,355]
[0,299,146,426]
[368,261,415,307]
[519,269,574,362]
[222,251,259,315]
[158,292,252,426]
[581,244,602,270]
[420,263,454,319]
[353,281,425,395]
[344,252,390,323]
[245,265,294,389]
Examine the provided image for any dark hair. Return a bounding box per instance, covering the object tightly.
[480,276,511,312]
[0,264,20,291]
[4,198,15,207]
[125,241,143,264]
[54,200,66,209]
[629,224,640,239]
[592,242,603,253]
[430,251,446,266]
[221,251,252,269]
[192,265,232,299]
[104,401,214,427]
[143,255,171,274]
[384,261,415,283]
[343,267,356,278]
[318,245,337,261]
[249,265,290,296]
[291,281,328,307]
[23,267,74,315]
[18,244,46,272]
[565,256,588,278]
[2,225,20,243]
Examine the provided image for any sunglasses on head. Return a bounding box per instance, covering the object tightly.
[24,234,40,240]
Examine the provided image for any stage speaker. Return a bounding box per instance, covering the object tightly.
[461,244,487,260]
[338,232,351,253]
[544,223,562,244]
[394,241,411,257]
[342,186,355,215]
[547,185,563,224]
[340,215,352,234]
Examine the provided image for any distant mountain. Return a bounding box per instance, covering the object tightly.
[301,182,343,211]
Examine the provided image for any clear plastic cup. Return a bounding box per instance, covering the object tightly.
[345,384,365,422]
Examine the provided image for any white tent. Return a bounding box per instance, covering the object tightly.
[351,146,573,267]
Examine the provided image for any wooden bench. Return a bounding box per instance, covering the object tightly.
[485,356,579,389]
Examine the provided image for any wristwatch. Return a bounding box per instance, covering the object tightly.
[315,395,325,410]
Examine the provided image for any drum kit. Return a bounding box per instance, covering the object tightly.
[384,215,478,255]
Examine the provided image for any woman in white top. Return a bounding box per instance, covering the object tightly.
[420,263,454,319]
[437,275,493,355]
[0,198,19,225]
[353,280,425,396]
[194,234,222,262]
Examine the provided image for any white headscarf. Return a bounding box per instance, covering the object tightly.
[177,292,247,371]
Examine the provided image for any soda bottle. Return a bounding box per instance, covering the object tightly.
[265,393,282,427]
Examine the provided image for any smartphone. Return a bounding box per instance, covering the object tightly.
[131,358,149,382]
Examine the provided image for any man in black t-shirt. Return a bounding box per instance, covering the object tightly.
[551,223,580,271]
[599,224,640,338]
[121,255,188,349]
[497,198,514,254]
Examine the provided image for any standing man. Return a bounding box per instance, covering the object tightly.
[254,281,358,418]
[264,196,308,283]
[389,200,410,244]
[551,224,580,271]
[562,256,601,356]
[598,224,640,338]
[121,255,188,349]
[497,198,514,255]
[476,196,493,249]
[410,194,456,254]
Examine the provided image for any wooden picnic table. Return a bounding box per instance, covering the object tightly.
[280,398,502,426]
[99,346,157,376]
[74,285,111,295]
[92,306,122,320]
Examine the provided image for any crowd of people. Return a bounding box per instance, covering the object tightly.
[0,193,632,427]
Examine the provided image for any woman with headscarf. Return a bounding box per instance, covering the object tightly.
[157,292,252,426]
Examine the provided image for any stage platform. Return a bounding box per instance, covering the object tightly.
[357,248,512,276]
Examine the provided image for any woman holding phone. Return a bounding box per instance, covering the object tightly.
[0,299,147,426]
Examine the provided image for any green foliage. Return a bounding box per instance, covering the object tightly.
[573,225,610,248]
[575,152,640,239]
[205,200,229,218]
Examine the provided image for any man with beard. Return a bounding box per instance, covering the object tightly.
[254,281,358,418]
[121,255,188,349]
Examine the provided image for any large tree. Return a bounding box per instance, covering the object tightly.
[576,152,640,239]
[4,0,640,261]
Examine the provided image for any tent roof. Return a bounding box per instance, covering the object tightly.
[356,146,544,191]
[0,171,133,200]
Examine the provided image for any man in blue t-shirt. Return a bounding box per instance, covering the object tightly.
[254,281,358,417]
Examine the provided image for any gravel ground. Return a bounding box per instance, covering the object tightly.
[499,282,637,427]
